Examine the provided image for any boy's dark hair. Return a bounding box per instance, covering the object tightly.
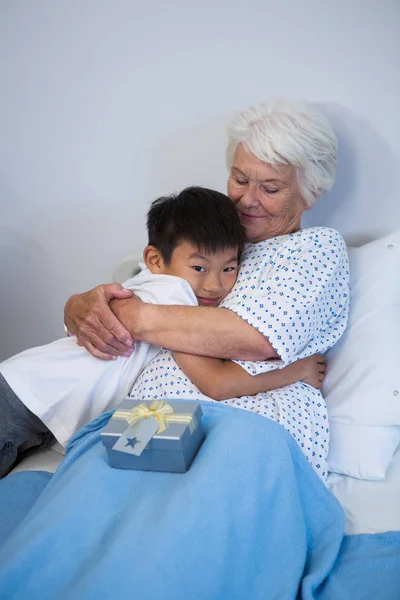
[147,187,245,264]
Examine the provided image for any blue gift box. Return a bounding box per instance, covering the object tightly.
[101,398,205,473]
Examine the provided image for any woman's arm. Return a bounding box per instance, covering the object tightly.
[172,352,326,401]
[111,298,278,361]
[65,285,277,361]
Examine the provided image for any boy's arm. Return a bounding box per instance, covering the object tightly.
[172,352,325,401]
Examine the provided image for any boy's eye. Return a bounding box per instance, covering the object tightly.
[224,266,237,272]
[192,265,206,272]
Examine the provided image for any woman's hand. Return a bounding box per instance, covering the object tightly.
[64,284,135,360]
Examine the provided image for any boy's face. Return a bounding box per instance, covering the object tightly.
[145,241,239,306]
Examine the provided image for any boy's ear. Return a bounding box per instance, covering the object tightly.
[143,245,165,273]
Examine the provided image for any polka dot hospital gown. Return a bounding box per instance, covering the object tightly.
[130,227,350,481]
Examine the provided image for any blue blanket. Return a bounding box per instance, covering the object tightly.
[0,470,52,547]
[0,403,399,600]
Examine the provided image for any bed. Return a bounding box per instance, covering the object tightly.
[2,231,399,598]
[10,230,400,537]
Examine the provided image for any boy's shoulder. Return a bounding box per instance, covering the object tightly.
[121,270,198,306]
[122,270,185,288]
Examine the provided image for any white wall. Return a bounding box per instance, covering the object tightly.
[0,0,399,359]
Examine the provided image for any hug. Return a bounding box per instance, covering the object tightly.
[0,99,398,600]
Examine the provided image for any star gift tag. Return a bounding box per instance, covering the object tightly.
[113,417,159,456]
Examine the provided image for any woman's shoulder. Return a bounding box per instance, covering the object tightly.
[293,226,345,243]
[286,226,347,253]
[243,227,348,264]
[251,226,346,248]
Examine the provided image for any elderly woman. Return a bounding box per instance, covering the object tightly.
[65,99,350,480]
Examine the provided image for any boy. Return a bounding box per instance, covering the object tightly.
[0,187,325,477]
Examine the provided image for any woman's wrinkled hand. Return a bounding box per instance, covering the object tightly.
[64,284,134,360]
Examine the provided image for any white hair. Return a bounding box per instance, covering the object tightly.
[226,98,338,206]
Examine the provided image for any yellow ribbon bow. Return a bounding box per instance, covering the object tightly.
[113,399,195,435]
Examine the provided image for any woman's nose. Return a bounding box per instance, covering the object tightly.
[240,182,260,208]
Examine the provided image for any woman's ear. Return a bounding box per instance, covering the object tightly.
[303,192,318,211]
[143,245,165,273]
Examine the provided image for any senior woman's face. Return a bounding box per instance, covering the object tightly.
[227,144,309,243]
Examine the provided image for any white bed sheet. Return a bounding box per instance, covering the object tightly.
[9,445,64,476]
[328,443,400,535]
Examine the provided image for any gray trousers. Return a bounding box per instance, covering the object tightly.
[0,374,55,478]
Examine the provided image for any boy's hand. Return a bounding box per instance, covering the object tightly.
[296,354,326,389]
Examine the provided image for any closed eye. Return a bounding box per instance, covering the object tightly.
[261,186,279,194]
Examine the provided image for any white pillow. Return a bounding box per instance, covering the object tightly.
[324,230,400,480]
[328,423,400,480]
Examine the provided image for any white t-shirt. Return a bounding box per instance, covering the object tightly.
[0,271,197,446]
